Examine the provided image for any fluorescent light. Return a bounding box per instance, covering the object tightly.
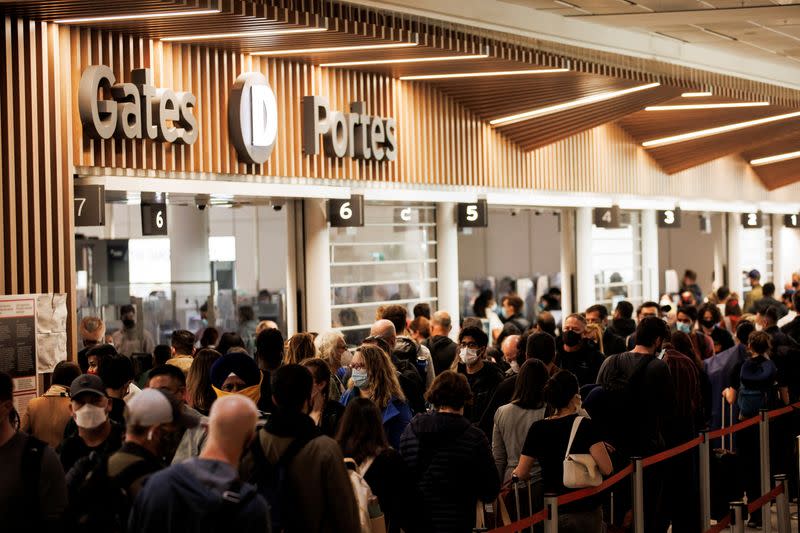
[161,28,326,42]
[490,82,660,126]
[320,54,489,67]
[642,110,800,148]
[54,9,220,24]
[399,68,569,80]
[682,92,713,97]
[645,102,770,111]
[553,0,592,14]
[750,150,800,166]
[252,43,417,56]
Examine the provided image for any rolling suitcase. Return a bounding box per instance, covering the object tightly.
[710,399,741,520]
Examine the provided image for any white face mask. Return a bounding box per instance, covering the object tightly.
[459,347,479,366]
[74,403,108,429]
[509,360,520,373]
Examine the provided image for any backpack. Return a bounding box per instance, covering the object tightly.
[393,337,426,382]
[737,358,778,418]
[392,357,426,415]
[344,457,384,533]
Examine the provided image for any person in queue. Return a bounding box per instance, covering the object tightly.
[675,306,715,360]
[166,329,196,375]
[452,325,505,426]
[337,397,431,533]
[698,302,735,353]
[534,310,558,337]
[584,323,605,355]
[409,315,431,345]
[302,358,346,437]
[98,353,136,426]
[368,319,427,414]
[585,304,626,356]
[474,289,504,342]
[500,294,531,333]
[129,395,269,533]
[255,327,284,413]
[623,301,661,349]
[778,290,796,327]
[424,310,458,375]
[111,304,155,357]
[501,334,521,376]
[413,302,432,320]
[237,305,259,355]
[680,269,703,304]
[78,316,106,373]
[148,364,203,460]
[21,361,80,447]
[755,282,787,317]
[513,370,613,533]
[608,300,636,338]
[706,320,755,429]
[725,296,744,334]
[214,331,246,357]
[198,327,219,349]
[84,343,116,376]
[185,348,221,417]
[743,270,763,314]
[0,371,68,532]
[243,364,360,532]
[381,304,436,389]
[781,291,800,343]
[284,331,317,364]
[314,330,349,401]
[400,371,500,532]
[340,343,412,449]
[558,313,605,387]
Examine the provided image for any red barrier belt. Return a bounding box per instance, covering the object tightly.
[642,436,703,467]
[746,484,783,514]
[707,415,760,440]
[704,514,731,533]
[486,507,549,533]
[767,404,795,420]
[557,464,634,506]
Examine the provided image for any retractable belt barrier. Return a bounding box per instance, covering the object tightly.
[486,401,800,533]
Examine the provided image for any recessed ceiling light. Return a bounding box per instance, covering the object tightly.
[750,150,800,166]
[54,9,220,24]
[252,43,417,56]
[399,68,569,80]
[681,92,713,97]
[642,110,800,148]
[161,28,326,42]
[645,102,770,111]
[490,82,661,126]
[320,54,489,67]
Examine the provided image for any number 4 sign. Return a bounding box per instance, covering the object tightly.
[457,200,488,228]
[329,195,364,227]
[593,206,621,228]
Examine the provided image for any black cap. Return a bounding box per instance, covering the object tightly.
[69,374,106,399]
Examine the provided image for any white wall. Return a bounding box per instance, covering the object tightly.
[657,212,725,296]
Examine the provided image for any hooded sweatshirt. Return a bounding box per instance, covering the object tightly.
[128,458,268,533]
[399,412,500,533]
[424,335,457,375]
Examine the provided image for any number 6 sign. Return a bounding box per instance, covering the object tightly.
[141,203,168,235]
[457,200,488,228]
[329,195,364,227]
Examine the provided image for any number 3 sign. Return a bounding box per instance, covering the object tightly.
[329,195,364,227]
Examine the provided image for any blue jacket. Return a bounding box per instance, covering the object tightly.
[704,343,748,430]
[341,389,412,449]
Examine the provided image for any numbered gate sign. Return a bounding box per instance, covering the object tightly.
[784,214,800,228]
[741,211,763,229]
[141,203,168,236]
[329,195,364,227]
[457,200,488,228]
[657,207,681,228]
[74,184,105,227]
[593,206,621,228]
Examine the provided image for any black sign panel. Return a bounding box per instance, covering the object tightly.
[328,195,364,227]
[593,206,621,228]
[74,184,105,226]
[784,214,800,228]
[141,203,168,236]
[699,215,712,234]
[457,200,488,228]
[657,208,681,228]
[741,211,763,229]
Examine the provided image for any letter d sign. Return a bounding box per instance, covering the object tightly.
[229,72,278,164]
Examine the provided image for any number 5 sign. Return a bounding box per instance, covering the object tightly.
[329,195,364,227]
[457,200,488,228]
[141,203,168,236]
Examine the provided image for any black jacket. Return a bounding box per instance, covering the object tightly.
[456,362,505,424]
[424,335,457,375]
[608,318,636,339]
[781,316,800,345]
[399,412,499,533]
[602,329,627,356]
[363,449,432,533]
[557,342,605,386]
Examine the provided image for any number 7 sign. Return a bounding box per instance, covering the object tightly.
[73,184,105,226]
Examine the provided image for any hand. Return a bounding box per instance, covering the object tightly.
[604,442,616,454]
[722,388,736,405]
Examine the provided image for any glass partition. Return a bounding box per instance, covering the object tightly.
[592,211,643,309]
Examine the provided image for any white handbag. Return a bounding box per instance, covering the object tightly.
[562,416,603,489]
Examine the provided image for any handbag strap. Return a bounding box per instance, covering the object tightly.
[564,416,583,460]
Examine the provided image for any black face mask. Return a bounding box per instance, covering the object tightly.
[122,318,135,329]
[699,318,715,329]
[563,330,583,348]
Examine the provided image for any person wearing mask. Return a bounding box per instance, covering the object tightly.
[381,305,436,389]
[513,370,613,533]
[129,395,269,533]
[501,334,521,376]
[302,358,345,437]
[608,301,636,338]
[214,332,246,357]
[474,289,504,342]
[755,282,787,317]
[453,325,505,426]
[243,364,360,533]
[781,291,800,344]
[534,311,558,338]
[424,311,458,375]
[400,371,500,532]
[680,269,703,304]
[675,306,715,361]
[0,372,68,533]
[237,305,258,355]
[698,303,735,354]
[585,304,626,356]
[284,332,317,365]
[501,294,531,333]
[724,296,743,334]
[337,397,431,533]
[185,348,221,417]
[98,353,136,426]
[367,319,426,415]
[21,361,80,447]
[341,344,412,449]
[558,314,605,387]
[705,321,755,431]
[111,305,154,356]
[78,316,106,373]
[255,328,284,413]
[166,329,196,375]
[314,330,349,401]
[743,270,763,314]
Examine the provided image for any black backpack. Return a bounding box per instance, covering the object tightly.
[392,357,426,415]
[393,337,427,381]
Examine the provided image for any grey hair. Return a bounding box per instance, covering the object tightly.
[314,330,345,367]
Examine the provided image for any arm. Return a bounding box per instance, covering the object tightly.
[475,430,501,503]
[492,410,508,481]
[589,442,614,476]
[323,445,361,532]
[38,447,68,527]
[512,455,537,481]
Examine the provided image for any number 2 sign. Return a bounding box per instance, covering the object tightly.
[329,195,364,227]
[741,211,763,229]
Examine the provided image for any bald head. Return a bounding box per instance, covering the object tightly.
[501,335,520,365]
[201,395,258,465]
[370,319,397,346]
[256,320,279,336]
[431,311,452,336]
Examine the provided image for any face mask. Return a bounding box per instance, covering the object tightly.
[676,322,692,334]
[122,318,135,329]
[351,368,369,389]
[563,330,582,348]
[700,318,715,329]
[459,347,479,366]
[755,323,764,332]
[74,403,108,429]
[509,360,520,374]
[499,307,507,319]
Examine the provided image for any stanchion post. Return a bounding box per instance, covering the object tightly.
[731,501,746,533]
[760,409,772,533]
[700,429,712,531]
[774,474,790,533]
[543,493,558,533]
[632,457,644,533]
[526,479,534,533]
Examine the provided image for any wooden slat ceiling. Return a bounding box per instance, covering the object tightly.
[742,134,800,190]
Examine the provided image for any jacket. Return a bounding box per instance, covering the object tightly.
[166,356,194,375]
[128,458,269,533]
[492,403,545,482]
[362,449,432,533]
[704,343,748,430]
[743,285,763,314]
[341,389,412,449]
[424,335,457,375]
[21,385,72,448]
[456,362,505,425]
[399,412,500,533]
[781,315,800,345]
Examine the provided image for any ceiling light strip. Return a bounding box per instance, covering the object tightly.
[161,27,326,42]
[399,68,569,80]
[490,82,661,126]
[252,42,418,56]
[681,92,713,98]
[750,150,800,167]
[642,110,800,148]
[54,9,220,24]
[645,102,770,111]
[320,54,489,67]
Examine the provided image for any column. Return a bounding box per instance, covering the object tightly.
[772,214,785,288]
[575,207,595,313]
[303,199,332,334]
[726,212,744,298]
[641,210,660,301]
[284,201,299,336]
[437,203,460,340]
[559,208,576,316]
[168,205,211,326]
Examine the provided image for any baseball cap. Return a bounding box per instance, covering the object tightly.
[125,388,199,429]
[747,269,761,279]
[69,374,107,398]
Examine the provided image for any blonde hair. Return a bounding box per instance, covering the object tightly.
[315,331,345,370]
[284,332,317,365]
[357,344,405,409]
[585,323,605,354]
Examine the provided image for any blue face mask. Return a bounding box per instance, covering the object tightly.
[351,368,369,389]
[676,322,692,334]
